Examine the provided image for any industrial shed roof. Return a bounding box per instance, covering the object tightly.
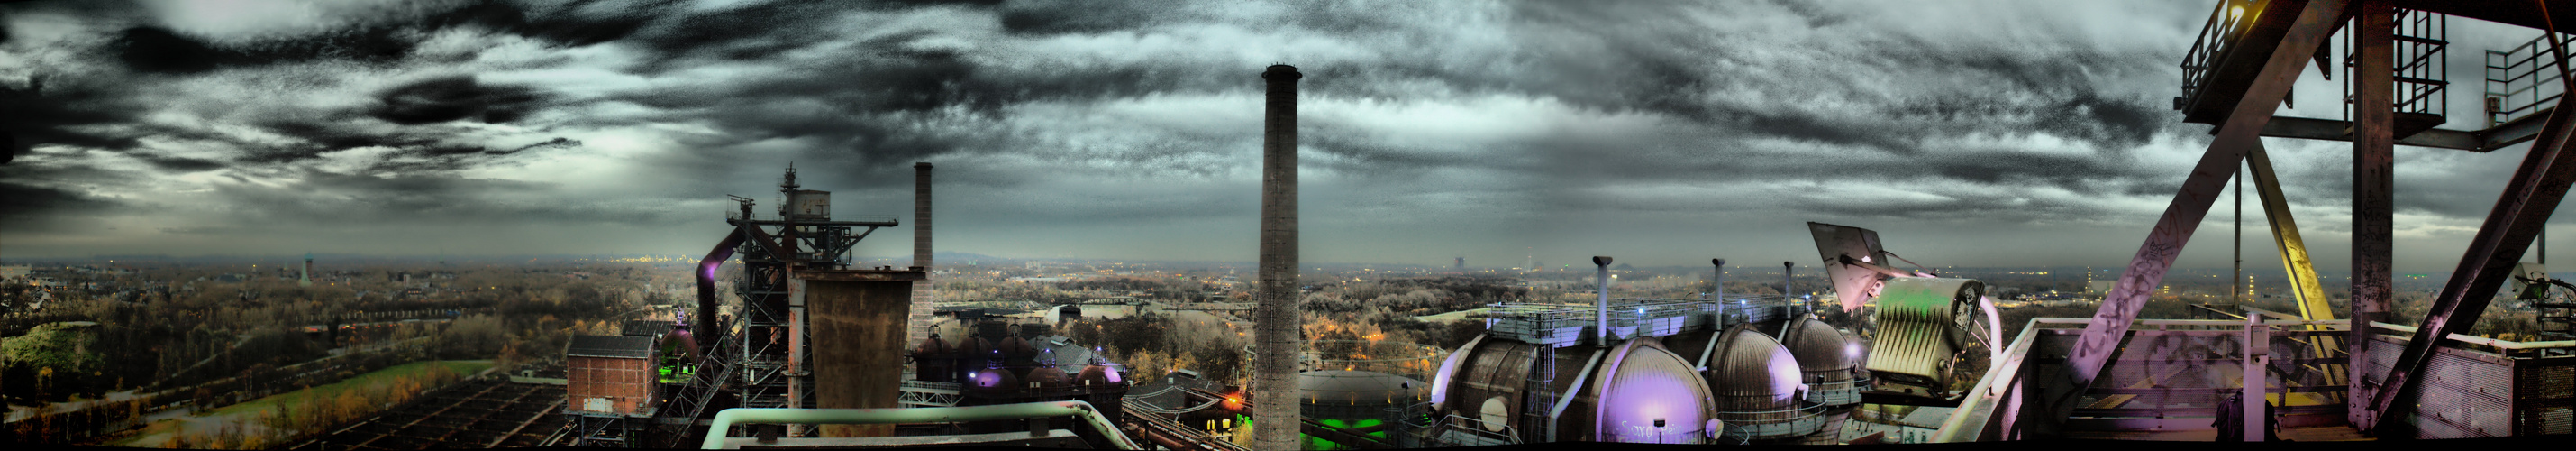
[566,335,656,359]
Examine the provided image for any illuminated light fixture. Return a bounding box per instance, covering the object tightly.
[2230,5,2244,20]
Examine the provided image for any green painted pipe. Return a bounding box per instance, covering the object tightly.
[700,401,1142,450]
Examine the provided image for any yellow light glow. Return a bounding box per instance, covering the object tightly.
[2230,5,2244,19]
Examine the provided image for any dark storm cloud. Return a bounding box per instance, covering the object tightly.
[7,0,2448,263]
[0,76,148,155]
[370,75,543,124]
[0,181,103,232]
[115,25,414,74]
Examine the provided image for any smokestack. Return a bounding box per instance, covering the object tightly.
[1595,256,1613,344]
[1252,64,1303,451]
[915,162,933,270]
[909,162,934,362]
[1712,258,1726,300]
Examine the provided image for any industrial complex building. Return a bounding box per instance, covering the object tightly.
[525,2,2576,447]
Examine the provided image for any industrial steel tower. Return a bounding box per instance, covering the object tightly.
[651,165,902,446]
[1253,63,1302,451]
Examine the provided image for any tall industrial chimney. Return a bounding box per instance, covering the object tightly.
[1594,256,1613,344]
[1712,258,1726,300]
[908,162,934,355]
[1252,64,1303,451]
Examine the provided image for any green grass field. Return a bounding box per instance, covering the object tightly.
[212,360,491,416]
[108,360,493,447]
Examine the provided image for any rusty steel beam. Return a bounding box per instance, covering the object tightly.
[2247,143,2349,407]
[2348,0,2396,430]
[2034,0,2349,437]
[2366,5,2576,436]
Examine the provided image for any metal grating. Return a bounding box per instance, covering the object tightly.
[2517,362,2575,436]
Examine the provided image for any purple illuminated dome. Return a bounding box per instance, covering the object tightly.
[969,367,1020,393]
[1585,338,1718,444]
[1077,364,1122,386]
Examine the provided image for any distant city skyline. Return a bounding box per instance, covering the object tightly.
[7,1,2576,273]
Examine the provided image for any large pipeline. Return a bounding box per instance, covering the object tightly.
[695,228,747,343]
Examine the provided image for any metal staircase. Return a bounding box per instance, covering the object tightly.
[649,317,738,448]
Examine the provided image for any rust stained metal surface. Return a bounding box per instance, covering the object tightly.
[2347,0,2396,429]
[2043,0,2350,436]
[2368,5,2576,434]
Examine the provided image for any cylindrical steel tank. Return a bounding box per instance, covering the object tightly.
[1578,337,1717,444]
[1778,316,1861,406]
[1025,366,1071,392]
[1076,364,1124,387]
[911,335,957,383]
[967,367,1021,395]
[1431,335,1544,442]
[999,336,1039,367]
[1706,324,1822,442]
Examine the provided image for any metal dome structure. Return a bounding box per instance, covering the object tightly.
[1075,363,1123,387]
[1576,337,1719,444]
[1705,324,1825,443]
[966,366,1020,395]
[1024,365,1072,391]
[1779,316,1863,406]
[910,334,960,383]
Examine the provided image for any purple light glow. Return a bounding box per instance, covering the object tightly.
[1596,345,1713,444]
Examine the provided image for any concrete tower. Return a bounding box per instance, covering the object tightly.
[908,162,935,361]
[1253,63,1303,451]
[300,253,313,288]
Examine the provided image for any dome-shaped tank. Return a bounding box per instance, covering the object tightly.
[1076,364,1124,387]
[1581,337,1718,444]
[999,336,1039,366]
[960,335,997,373]
[912,335,958,383]
[967,367,1021,394]
[1705,324,1823,442]
[1026,366,1071,391]
[1777,316,1861,406]
[1430,335,1544,442]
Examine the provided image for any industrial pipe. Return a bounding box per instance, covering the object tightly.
[1596,256,1614,344]
[1712,259,1725,301]
[696,228,748,341]
[699,402,1142,450]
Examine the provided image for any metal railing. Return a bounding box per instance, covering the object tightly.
[700,402,1140,450]
[1715,402,1830,440]
[1430,413,1522,446]
[2180,0,2257,108]
[2487,32,2572,126]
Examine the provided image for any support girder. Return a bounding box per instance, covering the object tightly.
[2366,14,2576,436]
[2245,143,2347,400]
[2245,145,2330,321]
[2036,0,2349,437]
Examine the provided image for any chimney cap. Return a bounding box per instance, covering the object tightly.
[1262,64,1301,80]
[915,161,934,169]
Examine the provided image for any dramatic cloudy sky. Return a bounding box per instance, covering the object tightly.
[1,0,2569,272]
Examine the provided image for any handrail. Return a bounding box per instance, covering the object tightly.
[2366,321,2576,349]
[700,402,1141,450]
